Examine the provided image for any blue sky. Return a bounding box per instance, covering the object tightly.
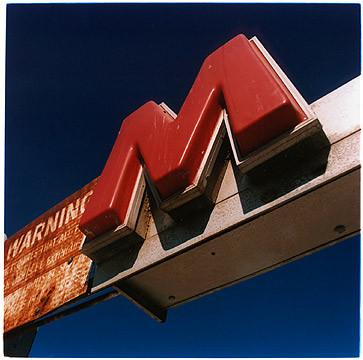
[5,3,360,357]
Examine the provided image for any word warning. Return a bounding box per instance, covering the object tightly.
[4,179,97,333]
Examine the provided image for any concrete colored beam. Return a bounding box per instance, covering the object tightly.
[91,76,360,321]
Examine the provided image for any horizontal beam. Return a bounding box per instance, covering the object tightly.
[91,76,360,320]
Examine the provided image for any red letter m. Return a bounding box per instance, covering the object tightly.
[79,34,307,241]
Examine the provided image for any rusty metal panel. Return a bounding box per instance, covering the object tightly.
[4,179,97,333]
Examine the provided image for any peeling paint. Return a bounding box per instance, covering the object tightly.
[4,180,97,333]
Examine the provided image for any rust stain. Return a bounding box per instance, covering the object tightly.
[4,179,98,333]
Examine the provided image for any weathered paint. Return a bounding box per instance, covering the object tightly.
[79,34,308,240]
[4,179,97,333]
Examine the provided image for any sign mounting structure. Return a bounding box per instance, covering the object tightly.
[4,33,360,335]
[87,75,359,322]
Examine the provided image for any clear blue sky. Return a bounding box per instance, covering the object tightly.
[5,3,360,357]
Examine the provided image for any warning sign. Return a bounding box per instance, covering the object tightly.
[4,179,97,332]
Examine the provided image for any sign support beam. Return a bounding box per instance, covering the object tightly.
[91,76,360,320]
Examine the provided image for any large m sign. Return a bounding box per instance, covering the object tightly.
[79,34,313,257]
